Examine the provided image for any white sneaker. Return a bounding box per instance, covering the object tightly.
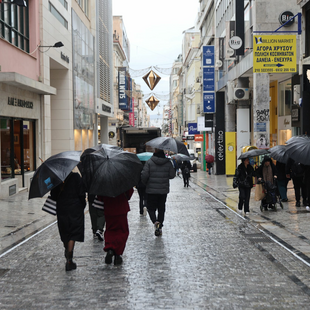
[306,206,310,211]
[245,212,249,216]
[143,207,147,216]
[238,210,242,214]
[96,230,104,241]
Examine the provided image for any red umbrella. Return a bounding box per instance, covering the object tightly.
[205,154,214,163]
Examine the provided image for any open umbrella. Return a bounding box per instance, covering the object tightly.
[205,154,214,163]
[78,144,122,174]
[238,148,269,160]
[285,136,310,165]
[81,146,143,197]
[145,137,189,156]
[28,151,81,199]
[268,145,289,163]
[173,153,191,162]
[136,152,153,161]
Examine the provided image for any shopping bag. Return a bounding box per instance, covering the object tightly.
[254,183,266,201]
[42,196,57,215]
[92,196,104,210]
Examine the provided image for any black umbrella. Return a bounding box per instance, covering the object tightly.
[173,153,191,162]
[78,144,122,175]
[285,136,310,165]
[238,148,269,160]
[145,137,189,156]
[268,145,289,163]
[81,147,143,197]
[28,151,81,199]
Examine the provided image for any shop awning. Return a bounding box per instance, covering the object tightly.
[0,72,56,95]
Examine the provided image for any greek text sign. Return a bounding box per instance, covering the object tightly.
[253,35,297,73]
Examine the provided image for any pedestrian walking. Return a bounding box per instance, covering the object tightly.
[136,171,148,216]
[276,160,289,202]
[207,162,213,175]
[50,172,86,271]
[233,157,255,215]
[88,194,105,241]
[141,148,175,236]
[97,188,134,265]
[181,160,191,187]
[285,158,306,207]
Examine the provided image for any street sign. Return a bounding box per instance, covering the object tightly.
[253,35,297,73]
[203,67,215,92]
[203,93,215,113]
[202,46,215,66]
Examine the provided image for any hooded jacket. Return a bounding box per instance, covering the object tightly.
[141,151,175,194]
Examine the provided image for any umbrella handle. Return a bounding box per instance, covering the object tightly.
[39,157,44,163]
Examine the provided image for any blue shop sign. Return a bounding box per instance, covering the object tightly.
[254,122,267,132]
[203,93,215,113]
[203,67,215,92]
[188,123,200,135]
[202,46,215,67]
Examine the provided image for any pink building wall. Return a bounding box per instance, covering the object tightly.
[0,0,40,81]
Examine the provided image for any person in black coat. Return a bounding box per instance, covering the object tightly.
[181,160,191,187]
[51,172,86,271]
[276,160,289,202]
[234,157,255,215]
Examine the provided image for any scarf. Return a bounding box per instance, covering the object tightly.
[262,165,273,184]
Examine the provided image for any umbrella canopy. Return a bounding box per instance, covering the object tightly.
[136,152,153,161]
[29,151,81,199]
[173,153,191,162]
[145,137,189,156]
[81,147,143,197]
[78,144,122,174]
[286,135,310,144]
[268,145,289,163]
[205,154,214,163]
[238,148,269,160]
[284,136,310,165]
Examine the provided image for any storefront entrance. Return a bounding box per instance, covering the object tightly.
[1,118,36,187]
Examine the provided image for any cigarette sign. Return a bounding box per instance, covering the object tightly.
[253,35,297,73]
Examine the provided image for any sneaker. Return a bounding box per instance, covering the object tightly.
[296,201,301,207]
[143,207,147,216]
[245,212,249,216]
[154,222,161,236]
[238,210,242,214]
[306,206,310,211]
[105,249,114,264]
[93,233,97,239]
[96,230,104,241]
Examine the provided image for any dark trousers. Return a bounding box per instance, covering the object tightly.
[147,193,167,225]
[183,175,189,187]
[238,187,251,212]
[104,213,129,255]
[137,187,147,214]
[277,179,288,200]
[88,196,105,234]
[292,177,307,203]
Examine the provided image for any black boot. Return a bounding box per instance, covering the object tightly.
[114,255,123,265]
[105,249,115,264]
[65,251,77,271]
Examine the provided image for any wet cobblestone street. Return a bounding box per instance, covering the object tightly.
[1,177,310,309]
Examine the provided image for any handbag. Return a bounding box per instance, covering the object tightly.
[254,183,266,201]
[92,196,104,210]
[42,196,57,215]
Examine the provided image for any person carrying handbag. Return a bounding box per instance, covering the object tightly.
[233,157,255,215]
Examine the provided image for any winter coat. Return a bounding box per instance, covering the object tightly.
[276,161,287,181]
[141,151,175,194]
[97,188,133,216]
[256,158,277,180]
[181,161,191,178]
[51,172,86,243]
[234,162,255,188]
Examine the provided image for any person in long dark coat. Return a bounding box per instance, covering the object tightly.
[97,188,134,265]
[234,157,255,215]
[51,172,86,271]
[181,160,191,187]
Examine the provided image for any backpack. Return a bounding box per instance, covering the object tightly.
[184,167,190,176]
[291,162,305,178]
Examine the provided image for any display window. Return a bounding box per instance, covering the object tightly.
[1,118,35,185]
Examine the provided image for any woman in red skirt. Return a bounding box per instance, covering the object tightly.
[97,188,133,265]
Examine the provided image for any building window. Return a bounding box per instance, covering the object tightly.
[0,2,29,52]
[58,0,68,10]
[76,0,89,17]
[49,2,68,29]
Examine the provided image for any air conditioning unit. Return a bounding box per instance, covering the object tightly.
[234,88,250,100]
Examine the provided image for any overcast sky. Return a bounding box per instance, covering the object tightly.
[112,0,199,120]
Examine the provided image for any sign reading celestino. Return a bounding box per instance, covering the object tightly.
[253,35,297,73]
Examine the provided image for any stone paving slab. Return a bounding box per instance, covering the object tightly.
[1,178,310,309]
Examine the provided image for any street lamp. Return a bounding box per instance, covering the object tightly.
[39,42,64,48]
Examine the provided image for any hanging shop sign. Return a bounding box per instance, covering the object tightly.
[202,46,215,66]
[253,35,297,73]
[188,123,200,135]
[279,11,295,27]
[203,93,215,113]
[194,134,204,142]
[118,67,128,110]
[203,67,215,92]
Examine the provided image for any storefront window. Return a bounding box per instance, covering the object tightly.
[1,119,12,180]
[1,118,35,182]
[279,79,292,116]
